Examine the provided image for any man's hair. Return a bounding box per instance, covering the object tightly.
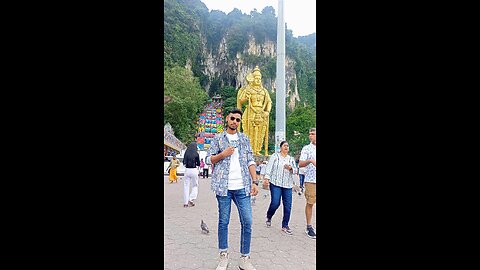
[309,128,316,133]
[280,140,288,147]
[228,108,243,117]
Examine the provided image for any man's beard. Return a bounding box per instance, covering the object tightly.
[227,124,237,131]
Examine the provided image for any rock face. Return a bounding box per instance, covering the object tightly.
[199,34,300,110]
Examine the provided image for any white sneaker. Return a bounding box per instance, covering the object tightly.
[238,255,256,270]
[216,252,229,270]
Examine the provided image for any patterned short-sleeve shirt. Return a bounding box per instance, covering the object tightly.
[206,131,256,196]
[299,143,316,183]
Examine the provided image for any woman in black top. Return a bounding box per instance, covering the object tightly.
[182,142,200,207]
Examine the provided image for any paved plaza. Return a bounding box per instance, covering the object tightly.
[164,175,317,270]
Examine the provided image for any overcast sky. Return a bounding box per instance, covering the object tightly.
[199,0,316,37]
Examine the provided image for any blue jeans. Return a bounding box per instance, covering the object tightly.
[216,189,252,256]
[266,183,292,228]
[299,174,305,188]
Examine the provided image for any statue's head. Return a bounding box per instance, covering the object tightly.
[252,66,262,86]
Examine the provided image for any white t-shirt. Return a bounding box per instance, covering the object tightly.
[226,133,244,190]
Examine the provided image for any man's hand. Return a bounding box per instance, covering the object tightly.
[251,183,259,196]
[222,146,235,157]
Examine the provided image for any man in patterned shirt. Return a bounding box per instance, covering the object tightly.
[299,128,317,239]
[206,108,259,270]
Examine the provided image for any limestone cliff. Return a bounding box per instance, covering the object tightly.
[200,34,301,110]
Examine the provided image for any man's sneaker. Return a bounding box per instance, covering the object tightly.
[305,226,316,239]
[265,217,271,227]
[281,226,293,235]
[238,255,256,270]
[216,252,228,270]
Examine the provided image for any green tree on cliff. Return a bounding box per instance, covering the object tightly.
[164,66,208,143]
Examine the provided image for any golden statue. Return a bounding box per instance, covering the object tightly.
[237,66,272,156]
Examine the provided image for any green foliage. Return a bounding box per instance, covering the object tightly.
[216,86,238,119]
[288,34,316,107]
[226,27,249,59]
[297,33,316,52]
[205,10,228,54]
[221,6,278,59]
[218,86,236,100]
[285,106,316,157]
[223,97,237,118]
[241,55,276,80]
[164,66,208,143]
[250,6,277,44]
[263,57,276,80]
[164,0,208,80]
[164,0,200,67]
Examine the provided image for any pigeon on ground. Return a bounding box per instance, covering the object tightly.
[292,185,302,196]
[201,219,209,234]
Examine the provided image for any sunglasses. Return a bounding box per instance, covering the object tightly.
[230,116,241,123]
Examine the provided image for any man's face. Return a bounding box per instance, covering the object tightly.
[226,113,242,131]
[309,131,316,144]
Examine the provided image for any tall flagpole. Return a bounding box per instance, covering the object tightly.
[275,0,286,153]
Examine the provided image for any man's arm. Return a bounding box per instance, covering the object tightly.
[248,163,259,196]
[299,146,315,167]
[206,135,228,165]
[299,159,315,167]
[244,135,259,195]
[248,164,257,182]
[210,151,227,164]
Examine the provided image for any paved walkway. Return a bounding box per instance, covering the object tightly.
[164,175,316,270]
